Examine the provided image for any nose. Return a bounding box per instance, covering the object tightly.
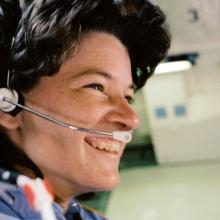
[105,97,139,131]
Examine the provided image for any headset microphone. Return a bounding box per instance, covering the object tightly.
[0,88,132,143]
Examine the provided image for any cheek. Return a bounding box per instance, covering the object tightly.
[59,92,109,127]
[21,112,84,169]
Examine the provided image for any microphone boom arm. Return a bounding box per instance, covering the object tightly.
[2,97,132,143]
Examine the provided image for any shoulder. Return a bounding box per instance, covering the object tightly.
[0,181,41,220]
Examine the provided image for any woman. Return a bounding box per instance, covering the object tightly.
[0,0,171,219]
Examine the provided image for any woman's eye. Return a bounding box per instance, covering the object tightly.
[125,95,134,104]
[84,83,104,92]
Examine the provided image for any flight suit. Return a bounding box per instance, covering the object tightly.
[0,180,107,220]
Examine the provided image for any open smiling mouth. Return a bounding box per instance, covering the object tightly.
[85,138,121,154]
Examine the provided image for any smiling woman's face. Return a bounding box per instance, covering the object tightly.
[18,32,139,200]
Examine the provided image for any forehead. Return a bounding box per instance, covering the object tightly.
[60,31,132,82]
[33,31,134,93]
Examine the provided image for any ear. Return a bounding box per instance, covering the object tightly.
[0,111,22,130]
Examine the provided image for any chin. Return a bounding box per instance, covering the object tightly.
[89,173,121,192]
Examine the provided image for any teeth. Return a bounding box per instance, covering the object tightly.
[88,139,120,153]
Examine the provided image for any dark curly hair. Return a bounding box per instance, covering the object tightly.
[0,0,171,174]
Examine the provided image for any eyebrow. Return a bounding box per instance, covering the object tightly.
[73,69,112,80]
[70,68,135,90]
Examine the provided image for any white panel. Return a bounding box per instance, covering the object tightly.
[144,73,188,128]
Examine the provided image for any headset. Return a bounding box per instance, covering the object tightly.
[0,77,132,143]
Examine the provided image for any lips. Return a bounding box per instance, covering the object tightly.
[85,137,121,153]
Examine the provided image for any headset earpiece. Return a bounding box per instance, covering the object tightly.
[0,88,24,116]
